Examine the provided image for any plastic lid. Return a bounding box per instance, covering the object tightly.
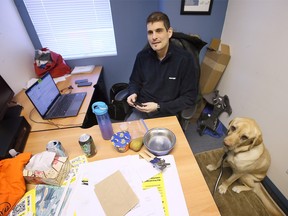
[92,101,108,115]
[111,131,131,147]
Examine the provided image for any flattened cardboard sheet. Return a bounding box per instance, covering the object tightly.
[94,170,139,216]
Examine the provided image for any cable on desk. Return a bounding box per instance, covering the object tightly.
[60,85,73,94]
[53,112,87,128]
[29,108,60,128]
[29,108,87,128]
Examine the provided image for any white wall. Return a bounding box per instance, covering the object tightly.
[0,1,35,94]
[219,0,288,198]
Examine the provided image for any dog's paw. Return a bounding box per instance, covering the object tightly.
[206,164,217,171]
[232,185,251,193]
[232,186,242,193]
[218,184,228,194]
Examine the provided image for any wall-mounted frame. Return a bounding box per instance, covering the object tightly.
[180,0,213,15]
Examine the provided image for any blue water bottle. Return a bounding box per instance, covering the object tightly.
[92,101,114,140]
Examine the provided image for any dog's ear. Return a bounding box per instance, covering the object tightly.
[250,135,263,149]
[228,118,236,128]
[227,118,240,133]
[228,117,242,127]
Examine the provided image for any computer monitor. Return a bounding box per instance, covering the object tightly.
[0,75,15,121]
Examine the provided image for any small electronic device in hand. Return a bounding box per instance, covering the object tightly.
[77,82,92,87]
[134,101,144,107]
[75,79,88,84]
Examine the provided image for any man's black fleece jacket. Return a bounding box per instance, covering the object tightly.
[128,43,199,116]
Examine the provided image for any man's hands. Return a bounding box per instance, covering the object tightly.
[127,93,138,106]
[127,93,158,113]
[136,102,158,113]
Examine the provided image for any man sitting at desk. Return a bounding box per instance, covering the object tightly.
[126,11,198,121]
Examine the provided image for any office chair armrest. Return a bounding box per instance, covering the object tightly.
[114,88,129,101]
[181,104,198,120]
[180,104,198,132]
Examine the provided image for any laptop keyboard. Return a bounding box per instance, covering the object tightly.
[51,94,76,116]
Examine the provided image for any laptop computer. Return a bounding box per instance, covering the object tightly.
[25,72,87,119]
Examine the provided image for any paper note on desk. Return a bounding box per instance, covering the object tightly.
[63,155,189,216]
[25,75,67,89]
[142,173,169,215]
[67,155,88,183]
[25,78,38,89]
[71,65,95,74]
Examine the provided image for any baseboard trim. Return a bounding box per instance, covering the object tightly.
[262,176,288,215]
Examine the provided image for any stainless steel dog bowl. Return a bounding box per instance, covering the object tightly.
[143,128,176,156]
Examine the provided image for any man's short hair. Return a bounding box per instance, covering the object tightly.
[146,11,171,31]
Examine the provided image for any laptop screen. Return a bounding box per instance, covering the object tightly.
[26,73,60,116]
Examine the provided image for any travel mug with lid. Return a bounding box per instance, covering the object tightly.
[92,101,114,140]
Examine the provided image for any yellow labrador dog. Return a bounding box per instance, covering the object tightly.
[207,117,283,215]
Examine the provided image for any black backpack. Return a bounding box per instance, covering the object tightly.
[108,83,129,121]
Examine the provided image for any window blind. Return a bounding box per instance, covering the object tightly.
[23,0,117,59]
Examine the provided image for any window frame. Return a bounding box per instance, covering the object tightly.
[14,0,117,60]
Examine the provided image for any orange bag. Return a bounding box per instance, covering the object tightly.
[34,48,71,78]
[0,152,31,216]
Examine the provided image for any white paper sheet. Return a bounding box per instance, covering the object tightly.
[62,155,189,216]
[71,65,95,74]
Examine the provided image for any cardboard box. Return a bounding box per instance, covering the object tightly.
[23,155,71,186]
[200,38,231,94]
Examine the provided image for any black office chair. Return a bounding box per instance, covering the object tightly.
[113,32,207,131]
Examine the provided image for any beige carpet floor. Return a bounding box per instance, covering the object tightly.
[195,148,270,216]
